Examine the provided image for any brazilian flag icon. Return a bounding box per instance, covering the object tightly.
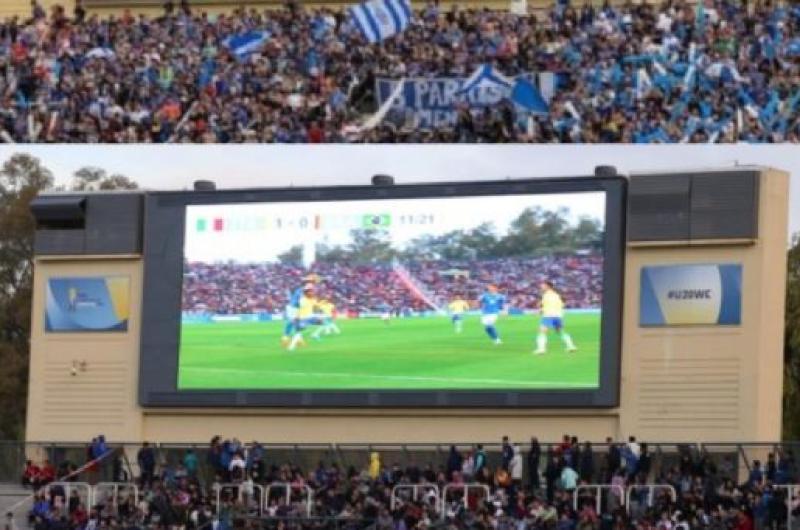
[362,214,391,229]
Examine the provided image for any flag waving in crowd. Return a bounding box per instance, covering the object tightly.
[350,0,412,43]
[223,30,270,60]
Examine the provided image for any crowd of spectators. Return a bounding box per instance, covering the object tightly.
[21,435,800,530]
[406,255,603,310]
[1,0,799,143]
[181,255,603,315]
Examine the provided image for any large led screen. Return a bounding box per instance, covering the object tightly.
[178,192,606,391]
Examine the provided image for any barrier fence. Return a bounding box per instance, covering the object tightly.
[4,441,800,487]
[6,462,800,529]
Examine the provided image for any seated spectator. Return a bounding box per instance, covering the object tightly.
[22,460,40,489]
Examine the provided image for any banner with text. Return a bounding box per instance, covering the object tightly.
[639,264,742,326]
[375,74,542,128]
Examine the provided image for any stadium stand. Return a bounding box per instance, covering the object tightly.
[181,256,603,315]
[11,437,800,530]
[1,0,799,142]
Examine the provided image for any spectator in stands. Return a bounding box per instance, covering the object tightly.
[605,437,621,483]
[638,442,652,480]
[368,452,381,480]
[579,441,594,483]
[560,461,580,493]
[748,460,764,487]
[623,436,641,478]
[502,436,514,471]
[510,444,523,488]
[474,444,487,476]
[528,437,541,492]
[38,460,55,486]
[446,446,463,480]
[22,460,40,489]
[182,449,198,479]
[136,441,156,487]
[545,452,561,503]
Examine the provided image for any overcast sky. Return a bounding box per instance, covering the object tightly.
[184,192,605,263]
[1,144,796,239]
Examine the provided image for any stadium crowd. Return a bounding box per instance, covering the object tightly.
[21,435,800,530]
[181,256,602,315]
[407,256,603,310]
[1,0,799,143]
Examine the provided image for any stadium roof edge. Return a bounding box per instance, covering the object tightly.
[628,164,771,176]
[36,166,774,198]
[38,174,628,198]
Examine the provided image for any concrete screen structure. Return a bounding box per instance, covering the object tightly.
[24,167,788,444]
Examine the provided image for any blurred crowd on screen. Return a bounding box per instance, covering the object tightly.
[21,435,800,530]
[0,0,799,143]
[180,256,603,315]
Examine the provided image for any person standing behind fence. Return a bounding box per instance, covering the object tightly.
[579,442,594,483]
[183,449,198,480]
[368,452,381,480]
[474,445,487,477]
[528,437,541,493]
[510,445,523,488]
[447,446,463,481]
[605,438,621,483]
[544,453,560,504]
[501,436,514,471]
[137,442,156,488]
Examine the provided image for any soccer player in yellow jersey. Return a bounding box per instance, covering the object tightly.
[311,299,341,339]
[287,286,317,351]
[448,296,470,333]
[534,280,577,355]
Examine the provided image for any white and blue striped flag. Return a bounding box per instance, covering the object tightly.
[223,30,270,60]
[350,0,412,44]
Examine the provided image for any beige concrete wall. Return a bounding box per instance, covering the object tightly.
[25,257,144,443]
[24,168,788,445]
[618,168,788,442]
[142,409,619,443]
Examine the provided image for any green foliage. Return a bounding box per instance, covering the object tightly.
[318,207,602,264]
[0,155,53,439]
[0,153,137,440]
[784,233,800,440]
[277,245,304,265]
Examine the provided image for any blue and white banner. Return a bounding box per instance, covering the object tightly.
[350,0,412,44]
[640,264,742,326]
[375,72,544,128]
[223,30,270,59]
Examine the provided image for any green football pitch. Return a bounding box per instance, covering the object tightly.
[177,312,601,390]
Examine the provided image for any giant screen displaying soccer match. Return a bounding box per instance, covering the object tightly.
[177,191,606,391]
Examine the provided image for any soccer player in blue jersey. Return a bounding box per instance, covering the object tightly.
[479,284,505,345]
[281,273,320,347]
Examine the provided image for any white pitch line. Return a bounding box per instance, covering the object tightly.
[181,366,597,388]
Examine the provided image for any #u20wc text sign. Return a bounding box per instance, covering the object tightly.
[45,276,130,332]
[639,264,742,326]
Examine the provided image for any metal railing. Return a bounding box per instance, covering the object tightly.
[625,484,677,515]
[264,482,313,516]
[5,441,799,489]
[390,483,440,511]
[440,483,490,518]
[573,483,625,513]
[214,482,265,516]
[92,481,139,512]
